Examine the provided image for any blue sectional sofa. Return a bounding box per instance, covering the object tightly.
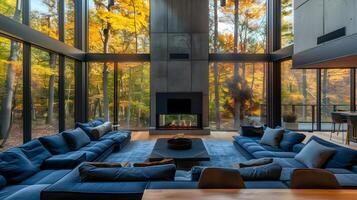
[233,131,357,188]
[0,119,131,200]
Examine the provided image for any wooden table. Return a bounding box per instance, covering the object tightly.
[142,189,357,200]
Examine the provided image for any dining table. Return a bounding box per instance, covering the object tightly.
[142,189,357,200]
[333,111,357,145]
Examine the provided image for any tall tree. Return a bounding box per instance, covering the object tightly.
[0,0,21,142]
[213,0,221,129]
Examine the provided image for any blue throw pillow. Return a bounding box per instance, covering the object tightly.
[39,134,71,155]
[260,127,284,147]
[62,128,91,151]
[0,151,39,184]
[239,163,282,181]
[295,140,336,168]
[309,136,357,168]
[79,163,176,182]
[90,118,105,127]
[19,139,52,168]
[0,175,6,189]
[279,131,306,152]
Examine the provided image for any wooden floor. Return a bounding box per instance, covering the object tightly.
[131,130,357,150]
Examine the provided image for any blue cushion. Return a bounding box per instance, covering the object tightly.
[19,139,52,168]
[309,136,357,168]
[244,181,288,189]
[62,128,91,150]
[42,151,86,169]
[19,170,71,185]
[79,163,176,182]
[147,181,198,189]
[76,122,95,136]
[0,151,39,184]
[279,131,306,152]
[4,184,50,200]
[0,175,6,190]
[260,127,284,147]
[0,185,27,200]
[239,163,282,181]
[293,143,305,153]
[295,140,336,168]
[39,134,71,155]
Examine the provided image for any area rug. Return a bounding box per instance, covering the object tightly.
[104,140,247,167]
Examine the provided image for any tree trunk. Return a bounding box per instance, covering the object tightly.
[127,68,132,128]
[0,0,21,140]
[322,69,328,116]
[233,0,240,130]
[46,53,56,124]
[213,0,221,129]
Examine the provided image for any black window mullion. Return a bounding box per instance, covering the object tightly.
[59,56,66,131]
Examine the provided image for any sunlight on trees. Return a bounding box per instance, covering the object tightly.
[281,0,294,47]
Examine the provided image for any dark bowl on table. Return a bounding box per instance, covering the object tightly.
[167,138,192,150]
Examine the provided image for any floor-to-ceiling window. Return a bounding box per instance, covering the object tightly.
[320,69,350,130]
[281,60,317,131]
[209,0,267,54]
[88,62,150,129]
[64,0,75,46]
[209,62,267,130]
[31,47,59,137]
[0,0,22,22]
[88,0,150,54]
[0,36,23,151]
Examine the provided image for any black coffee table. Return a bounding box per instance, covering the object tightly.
[149,138,210,168]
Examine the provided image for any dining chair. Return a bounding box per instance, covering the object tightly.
[290,169,341,189]
[330,112,347,143]
[198,168,246,189]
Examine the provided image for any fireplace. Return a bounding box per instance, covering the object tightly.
[156,92,202,130]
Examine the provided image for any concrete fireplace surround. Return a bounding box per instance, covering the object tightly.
[150,0,210,135]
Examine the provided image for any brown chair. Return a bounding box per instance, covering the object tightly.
[331,112,347,143]
[198,168,245,189]
[290,169,341,189]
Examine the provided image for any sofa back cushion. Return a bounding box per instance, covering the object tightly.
[39,134,71,155]
[309,136,357,168]
[239,163,282,181]
[88,122,113,140]
[75,118,106,139]
[0,175,6,189]
[63,128,91,151]
[260,127,284,147]
[19,139,52,168]
[79,163,176,182]
[295,140,336,168]
[0,151,39,184]
[279,131,306,152]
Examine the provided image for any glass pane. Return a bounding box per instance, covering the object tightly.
[0,0,22,22]
[65,58,75,129]
[281,0,294,47]
[88,0,150,53]
[281,60,317,131]
[30,0,59,39]
[321,69,350,130]
[0,36,23,151]
[209,0,267,53]
[65,0,75,46]
[209,62,267,130]
[159,114,199,129]
[31,47,59,137]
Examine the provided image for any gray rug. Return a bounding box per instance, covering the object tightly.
[105,140,247,167]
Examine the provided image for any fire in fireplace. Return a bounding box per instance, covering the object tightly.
[156,92,202,130]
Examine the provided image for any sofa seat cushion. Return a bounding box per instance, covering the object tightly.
[335,174,357,188]
[326,168,354,174]
[260,144,283,152]
[42,152,87,169]
[273,158,306,168]
[18,140,52,168]
[39,134,71,155]
[80,140,114,155]
[309,136,357,168]
[0,185,28,200]
[0,175,6,190]
[147,181,198,189]
[101,131,131,143]
[175,170,192,181]
[4,184,50,200]
[0,151,39,184]
[253,151,297,159]
[244,181,288,189]
[19,170,71,185]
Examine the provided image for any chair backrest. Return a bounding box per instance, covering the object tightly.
[198,168,245,189]
[331,112,347,123]
[290,169,341,189]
